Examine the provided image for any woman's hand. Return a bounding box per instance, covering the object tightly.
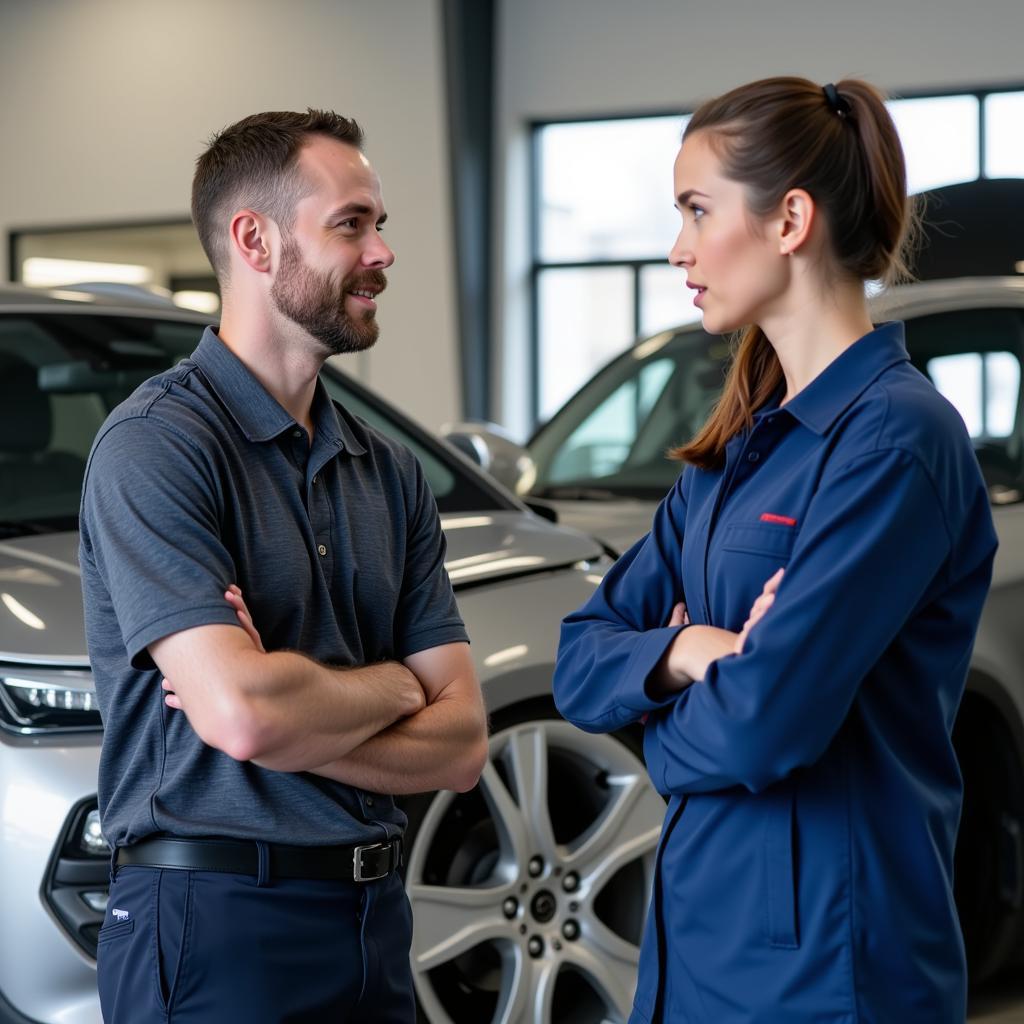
[161,585,264,710]
[735,569,784,654]
[649,600,733,698]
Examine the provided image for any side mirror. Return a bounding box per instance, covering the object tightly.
[442,420,537,495]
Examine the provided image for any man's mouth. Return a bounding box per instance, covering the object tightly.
[346,287,382,312]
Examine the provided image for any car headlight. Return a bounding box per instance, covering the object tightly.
[0,669,102,732]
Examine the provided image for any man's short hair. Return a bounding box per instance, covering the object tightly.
[191,109,364,282]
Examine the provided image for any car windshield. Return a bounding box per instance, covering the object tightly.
[0,310,506,539]
[527,305,1024,504]
[528,327,730,501]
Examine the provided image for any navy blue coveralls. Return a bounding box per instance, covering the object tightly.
[554,323,997,1023]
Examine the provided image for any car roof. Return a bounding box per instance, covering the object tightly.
[0,282,213,323]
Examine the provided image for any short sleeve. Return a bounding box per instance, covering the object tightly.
[392,457,468,658]
[80,418,241,669]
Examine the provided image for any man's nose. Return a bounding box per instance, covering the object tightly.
[364,231,395,269]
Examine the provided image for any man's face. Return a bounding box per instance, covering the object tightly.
[270,137,395,356]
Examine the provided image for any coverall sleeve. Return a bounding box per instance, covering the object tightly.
[552,470,689,733]
[643,446,952,795]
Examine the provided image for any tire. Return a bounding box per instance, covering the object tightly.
[400,698,665,1024]
[954,696,1024,984]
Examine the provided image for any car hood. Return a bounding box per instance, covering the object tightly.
[544,499,657,556]
[0,514,603,664]
[439,511,603,586]
[0,532,87,665]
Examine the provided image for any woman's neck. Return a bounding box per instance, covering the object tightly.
[759,278,875,406]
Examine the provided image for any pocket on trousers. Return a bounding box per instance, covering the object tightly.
[97,919,135,943]
[154,869,193,1012]
[763,785,799,948]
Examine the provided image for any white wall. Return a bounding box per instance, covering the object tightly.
[0,0,460,429]
[496,0,1024,437]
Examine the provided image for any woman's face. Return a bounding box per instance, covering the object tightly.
[669,131,789,335]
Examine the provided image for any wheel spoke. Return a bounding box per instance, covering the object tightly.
[493,949,559,1024]
[494,945,530,1024]
[561,926,638,1020]
[408,881,515,973]
[564,775,663,891]
[478,759,531,869]
[504,725,558,860]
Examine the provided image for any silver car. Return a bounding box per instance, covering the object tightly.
[0,286,665,1024]
[449,276,1024,986]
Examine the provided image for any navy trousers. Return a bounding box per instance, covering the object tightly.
[96,864,416,1023]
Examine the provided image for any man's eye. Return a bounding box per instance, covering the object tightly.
[337,219,358,230]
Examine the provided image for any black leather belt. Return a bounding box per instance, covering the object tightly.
[115,835,402,883]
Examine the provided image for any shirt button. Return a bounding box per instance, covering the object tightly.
[365,796,375,807]
[292,429,302,439]
[318,544,327,556]
[747,451,760,463]
[312,475,318,486]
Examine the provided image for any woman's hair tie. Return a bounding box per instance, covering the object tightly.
[822,83,852,119]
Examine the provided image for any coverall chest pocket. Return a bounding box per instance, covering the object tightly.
[763,784,799,948]
[720,521,798,562]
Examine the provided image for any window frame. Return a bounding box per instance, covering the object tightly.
[529,81,1024,430]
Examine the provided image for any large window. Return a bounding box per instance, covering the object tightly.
[532,87,1024,424]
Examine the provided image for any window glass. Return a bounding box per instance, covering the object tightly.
[0,313,204,532]
[538,116,688,262]
[320,373,504,514]
[887,95,980,194]
[547,357,675,484]
[538,266,634,420]
[926,352,1019,439]
[640,263,702,337]
[531,328,729,500]
[984,92,1024,178]
[905,308,1024,493]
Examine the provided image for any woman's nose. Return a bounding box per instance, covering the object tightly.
[668,229,693,268]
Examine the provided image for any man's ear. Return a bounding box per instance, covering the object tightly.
[228,209,274,274]
[776,188,816,256]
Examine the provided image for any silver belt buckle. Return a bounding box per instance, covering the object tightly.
[353,841,390,882]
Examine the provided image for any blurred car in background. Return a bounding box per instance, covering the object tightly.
[447,276,1024,984]
[0,285,664,1024]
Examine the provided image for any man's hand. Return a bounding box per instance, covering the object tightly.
[150,588,426,768]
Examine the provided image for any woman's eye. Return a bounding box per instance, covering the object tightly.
[690,204,706,221]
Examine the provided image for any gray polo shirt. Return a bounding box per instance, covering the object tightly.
[79,327,468,848]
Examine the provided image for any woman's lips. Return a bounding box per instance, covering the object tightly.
[693,286,707,308]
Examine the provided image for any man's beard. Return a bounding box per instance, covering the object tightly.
[270,236,387,356]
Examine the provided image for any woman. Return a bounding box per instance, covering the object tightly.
[553,77,997,1023]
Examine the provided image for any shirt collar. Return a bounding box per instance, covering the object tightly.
[772,321,910,436]
[190,327,366,454]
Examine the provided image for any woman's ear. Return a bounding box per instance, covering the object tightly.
[777,188,816,256]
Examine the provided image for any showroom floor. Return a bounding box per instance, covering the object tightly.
[969,973,1024,1021]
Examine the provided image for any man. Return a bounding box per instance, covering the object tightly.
[79,109,488,1023]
